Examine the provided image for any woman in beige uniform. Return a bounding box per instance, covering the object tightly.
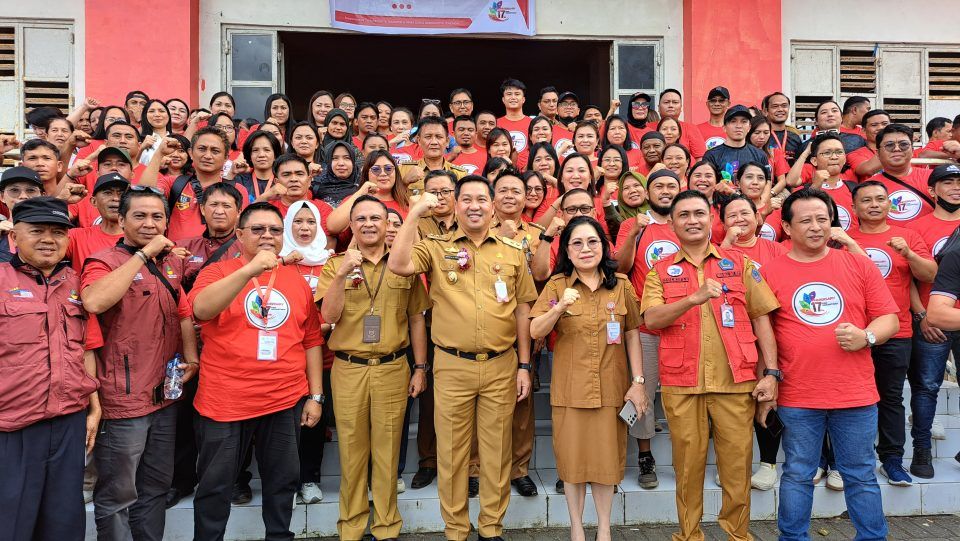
[530,215,648,541]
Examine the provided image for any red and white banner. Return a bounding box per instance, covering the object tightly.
[330,1,535,36]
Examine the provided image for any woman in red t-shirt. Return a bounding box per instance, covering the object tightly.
[166,99,190,136]
[602,115,644,170]
[522,170,548,223]
[516,116,554,170]
[748,116,790,194]
[289,121,322,169]
[662,143,691,184]
[527,142,561,209]
[598,145,628,203]
[486,127,517,167]
[325,150,409,236]
[657,117,682,147]
[571,121,601,166]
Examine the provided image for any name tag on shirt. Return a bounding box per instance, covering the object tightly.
[257,330,278,361]
[721,303,735,328]
[494,278,509,303]
[607,321,622,344]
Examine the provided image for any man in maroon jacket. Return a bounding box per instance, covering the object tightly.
[0,197,100,540]
[81,187,199,541]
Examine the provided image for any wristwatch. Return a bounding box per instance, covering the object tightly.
[632,375,645,385]
[414,363,430,372]
[308,393,325,405]
[865,330,877,348]
[539,232,555,243]
[912,311,927,323]
[763,369,783,382]
[518,363,533,371]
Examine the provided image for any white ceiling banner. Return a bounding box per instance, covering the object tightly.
[330,1,536,36]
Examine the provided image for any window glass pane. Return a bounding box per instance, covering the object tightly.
[232,86,273,122]
[617,44,655,90]
[231,34,273,82]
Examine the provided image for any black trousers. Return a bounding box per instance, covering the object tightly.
[298,373,333,483]
[872,337,912,461]
[170,377,199,492]
[0,410,86,541]
[194,399,305,541]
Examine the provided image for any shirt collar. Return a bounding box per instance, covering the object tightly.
[672,243,722,265]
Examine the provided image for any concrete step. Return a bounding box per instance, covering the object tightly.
[84,458,960,539]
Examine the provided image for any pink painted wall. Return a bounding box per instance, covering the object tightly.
[683,0,782,124]
[84,0,199,107]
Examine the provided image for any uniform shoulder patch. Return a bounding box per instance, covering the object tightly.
[526,221,546,232]
[500,237,523,250]
[426,234,451,241]
[448,164,467,173]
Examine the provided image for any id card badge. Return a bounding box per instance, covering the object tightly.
[257,330,278,361]
[720,303,735,328]
[494,277,509,303]
[606,321,622,344]
[362,314,382,343]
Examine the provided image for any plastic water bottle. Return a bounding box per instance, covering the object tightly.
[164,353,184,400]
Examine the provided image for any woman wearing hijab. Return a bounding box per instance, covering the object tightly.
[322,108,364,175]
[281,199,334,296]
[625,92,655,143]
[616,171,649,220]
[312,140,360,208]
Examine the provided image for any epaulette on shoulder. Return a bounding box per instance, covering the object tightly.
[426,233,451,242]
[448,164,467,173]
[526,221,545,232]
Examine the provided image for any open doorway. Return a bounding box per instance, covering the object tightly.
[279,31,612,121]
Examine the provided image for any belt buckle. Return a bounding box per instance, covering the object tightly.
[368,357,381,366]
[475,352,489,361]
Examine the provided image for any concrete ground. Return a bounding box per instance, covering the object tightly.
[307,515,960,540]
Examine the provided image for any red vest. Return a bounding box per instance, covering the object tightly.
[0,259,98,431]
[86,244,185,419]
[653,249,759,387]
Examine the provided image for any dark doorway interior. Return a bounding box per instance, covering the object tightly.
[280,31,611,122]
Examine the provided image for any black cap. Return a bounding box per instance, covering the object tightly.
[646,169,681,184]
[723,104,752,124]
[708,86,730,100]
[630,91,653,103]
[0,166,43,191]
[93,172,130,195]
[97,146,133,165]
[929,163,960,187]
[558,91,579,104]
[12,196,73,227]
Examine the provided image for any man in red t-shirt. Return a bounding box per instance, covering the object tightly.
[657,89,706,159]
[697,86,730,151]
[867,124,933,225]
[497,78,532,154]
[189,202,323,540]
[848,181,936,485]
[847,109,890,180]
[447,115,487,176]
[903,163,960,478]
[66,173,127,273]
[762,186,898,540]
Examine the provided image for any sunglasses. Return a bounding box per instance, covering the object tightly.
[422,99,441,106]
[240,225,283,236]
[370,165,395,176]
[881,141,912,152]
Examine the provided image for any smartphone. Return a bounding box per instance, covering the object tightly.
[762,408,785,438]
[618,401,638,427]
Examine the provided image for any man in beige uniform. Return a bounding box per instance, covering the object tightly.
[390,175,537,541]
[400,117,467,195]
[317,195,430,541]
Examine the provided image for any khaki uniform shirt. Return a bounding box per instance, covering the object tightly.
[417,215,458,239]
[316,252,430,358]
[411,228,538,352]
[492,217,545,272]
[531,273,642,408]
[640,244,779,395]
[400,160,468,194]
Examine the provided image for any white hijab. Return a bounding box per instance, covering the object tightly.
[281,200,331,266]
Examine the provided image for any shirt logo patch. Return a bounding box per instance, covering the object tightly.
[8,287,34,299]
[165,266,178,279]
[644,240,680,269]
[705,136,725,150]
[461,164,479,175]
[751,267,762,283]
[508,130,527,153]
[865,248,893,279]
[176,193,191,211]
[67,289,82,305]
[718,258,734,271]
[188,255,203,263]
[933,236,949,257]
[133,273,144,281]
[887,190,923,221]
[244,287,291,330]
[666,265,683,277]
[792,282,844,327]
[759,222,777,241]
[837,206,852,230]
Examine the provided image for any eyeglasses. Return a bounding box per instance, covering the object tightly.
[881,141,912,152]
[340,103,356,110]
[3,186,42,197]
[426,188,454,198]
[562,205,594,215]
[451,100,472,107]
[631,102,650,109]
[540,99,558,105]
[525,186,544,194]
[215,124,235,133]
[601,157,623,164]
[558,101,577,108]
[817,149,845,158]
[126,185,163,195]
[240,225,283,236]
[569,238,602,252]
[422,99,441,106]
[370,165,395,175]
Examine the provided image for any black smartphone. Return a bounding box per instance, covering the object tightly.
[762,408,785,438]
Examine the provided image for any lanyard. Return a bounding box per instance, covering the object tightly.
[252,175,274,199]
[770,129,786,152]
[249,269,278,327]
[357,259,387,315]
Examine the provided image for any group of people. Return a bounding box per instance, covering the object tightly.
[2,76,960,541]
